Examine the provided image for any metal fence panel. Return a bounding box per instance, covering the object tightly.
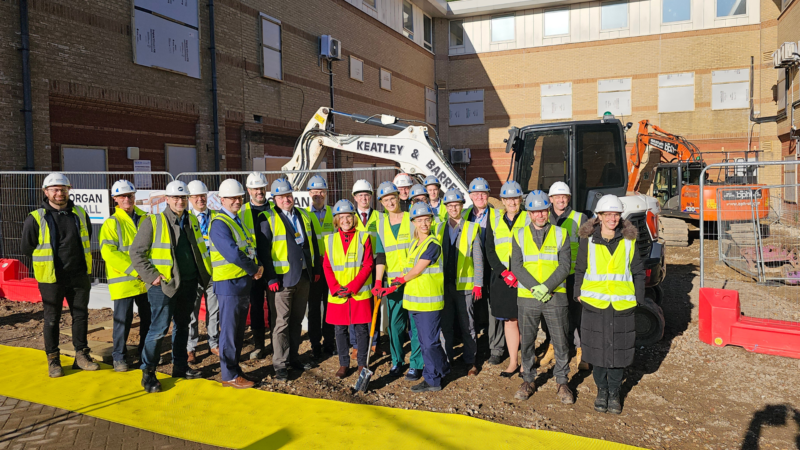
[0,171,174,283]
[700,161,800,325]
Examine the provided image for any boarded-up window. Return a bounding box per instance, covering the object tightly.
[658,73,694,113]
[541,83,572,120]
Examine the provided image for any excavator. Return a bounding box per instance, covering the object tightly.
[626,120,769,247]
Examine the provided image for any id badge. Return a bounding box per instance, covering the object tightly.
[247,247,256,260]
[294,231,303,245]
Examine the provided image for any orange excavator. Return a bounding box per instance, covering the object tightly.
[627,120,769,247]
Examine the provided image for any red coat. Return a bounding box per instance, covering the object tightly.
[323,228,374,326]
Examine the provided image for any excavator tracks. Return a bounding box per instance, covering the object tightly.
[659,217,689,247]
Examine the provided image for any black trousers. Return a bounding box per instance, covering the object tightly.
[39,273,91,355]
[249,277,268,348]
[112,293,151,362]
[593,366,625,390]
[336,324,368,367]
[308,280,335,351]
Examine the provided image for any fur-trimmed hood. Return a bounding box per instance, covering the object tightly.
[578,216,637,240]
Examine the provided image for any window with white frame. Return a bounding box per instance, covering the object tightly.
[658,73,695,112]
[663,0,691,23]
[491,15,515,42]
[423,14,433,51]
[449,20,464,47]
[403,1,414,39]
[260,14,282,81]
[716,0,746,17]
[711,69,749,110]
[425,87,437,124]
[601,1,628,30]
[541,83,572,120]
[449,90,484,126]
[363,0,376,9]
[597,78,631,116]
[544,9,570,37]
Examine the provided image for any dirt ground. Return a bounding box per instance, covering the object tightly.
[2,239,800,450]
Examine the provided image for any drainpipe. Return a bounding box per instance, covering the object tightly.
[19,0,34,170]
[209,0,220,171]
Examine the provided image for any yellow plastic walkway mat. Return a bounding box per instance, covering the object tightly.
[0,345,641,450]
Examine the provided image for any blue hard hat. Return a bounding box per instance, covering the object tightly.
[333,199,356,216]
[443,189,465,204]
[307,175,328,190]
[423,175,440,187]
[525,190,551,212]
[377,181,399,200]
[500,181,523,199]
[271,178,293,196]
[468,177,490,193]
[409,202,434,220]
[409,184,428,199]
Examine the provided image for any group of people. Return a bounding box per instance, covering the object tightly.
[22,170,643,414]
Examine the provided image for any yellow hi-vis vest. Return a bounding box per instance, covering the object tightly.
[435,220,480,291]
[148,212,211,283]
[307,205,334,250]
[580,237,637,311]
[515,225,567,299]
[261,208,316,275]
[238,202,263,244]
[30,205,92,283]
[324,231,372,304]
[403,235,444,312]
[209,213,257,282]
[490,208,530,269]
[557,210,584,274]
[376,212,413,280]
[100,207,147,299]
[430,200,449,223]
[355,209,379,256]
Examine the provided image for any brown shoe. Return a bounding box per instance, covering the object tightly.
[356,365,365,373]
[514,381,535,400]
[210,347,219,357]
[467,366,479,376]
[222,376,255,389]
[187,351,196,364]
[335,366,348,379]
[350,348,358,360]
[557,383,575,404]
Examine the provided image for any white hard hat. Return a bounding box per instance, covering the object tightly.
[187,180,209,195]
[548,181,571,197]
[219,179,245,198]
[595,194,624,214]
[165,181,189,197]
[111,180,136,197]
[42,173,71,189]
[393,173,414,188]
[245,172,268,189]
[352,179,373,195]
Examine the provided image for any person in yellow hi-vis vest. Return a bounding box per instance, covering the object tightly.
[509,190,573,405]
[22,173,98,378]
[240,172,271,360]
[409,184,443,226]
[423,175,448,223]
[100,180,150,373]
[130,180,211,394]
[352,179,382,357]
[384,202,450,392]
[305,175,336,360]
[321,200,375,379]
[575,194,644,415]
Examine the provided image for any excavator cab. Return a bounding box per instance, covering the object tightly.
[653,161,705,211]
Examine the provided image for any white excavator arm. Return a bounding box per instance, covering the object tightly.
[282,107,470,202]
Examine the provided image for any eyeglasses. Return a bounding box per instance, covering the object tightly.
[115,193,135,199]
[45,187,68,193]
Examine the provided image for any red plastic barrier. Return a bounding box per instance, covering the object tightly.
[699,287,800,359]
[0,259,42,303]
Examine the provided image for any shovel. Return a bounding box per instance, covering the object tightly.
[353,296,382,393]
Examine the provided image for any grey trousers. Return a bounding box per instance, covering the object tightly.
[268,273,310,370]
[440,284,477,365]
[188,280,219,352]
[488,297,506,357]
[518,295,570,385]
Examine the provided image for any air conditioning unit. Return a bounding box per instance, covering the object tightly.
[450,148,471,165]
[773,42,799,68]
[320,35,342,60]
[127,147,139,160]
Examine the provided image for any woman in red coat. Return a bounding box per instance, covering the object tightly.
[323,199,375,378]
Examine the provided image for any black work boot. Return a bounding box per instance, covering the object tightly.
[47,352,64,378]
[594,388,609,413]
[141,369,162,393]
[72,348,99,371]
[607,389,622,415]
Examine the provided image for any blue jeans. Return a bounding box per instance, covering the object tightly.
[140,278,198,372]
[410,310,450,387]
[112,293,151,362]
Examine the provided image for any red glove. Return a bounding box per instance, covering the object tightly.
[472,286,482,300]
[501,270,518,288]
[370,281,383,297]
[390,276,406,287]
[314,274,321,282]
[380,286,399,297]
[268,282,280,292]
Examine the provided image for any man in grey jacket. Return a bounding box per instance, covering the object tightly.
[509,190,573,405]
[130,181,211,393]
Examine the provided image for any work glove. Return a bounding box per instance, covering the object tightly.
[336,287,352,299]
[371,281,383,297]
[541,293,552,303]
[314,274,321,283]
[390,276,406,287]
[501,270,518,288]
[472,286,482,300]
[268,282,280,292]
[531,284,549,301]
[380,286,399,297]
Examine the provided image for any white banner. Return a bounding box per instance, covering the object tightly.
[69,189,110,225]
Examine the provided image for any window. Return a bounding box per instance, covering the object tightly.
[166,145,197,178]
[575,125,626,206]
[716,0,746,17]
[601,1,628,30]
[363,0,376,8]
[425,87,437,124]
[663,0,691,23]
[449,20,464,47]
[491,15,515,42]
[658,73,694,112]
[403,1,413,39]
[449,90,484,126]
[541,83,572,120]
[544,9,569,37]
[380,68,392,91]
[597,78,631,116]
[711,69,749,110]
[517,129,570,193]
[423,14,433,51]
[350,55,364,82]
[260,14,282,81]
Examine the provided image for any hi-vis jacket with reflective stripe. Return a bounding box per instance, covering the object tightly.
[355,209,379,256]
[580,236,637,311]
[514,225,567,298]
[430,201,449,223]
[435,220,480,291]
[261,208,317,275]
[403,235,444,312]
[147,213,212,283]
[307,205,334,250]
[29,205,92,284]
[553,209,584,274]
[100,207,148,300]
[324,231,372,304]
[377,212,413,280]
[238,202,261,244]
[209,213,257,282]
[192,209,219,247]
[490,208,530,268]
